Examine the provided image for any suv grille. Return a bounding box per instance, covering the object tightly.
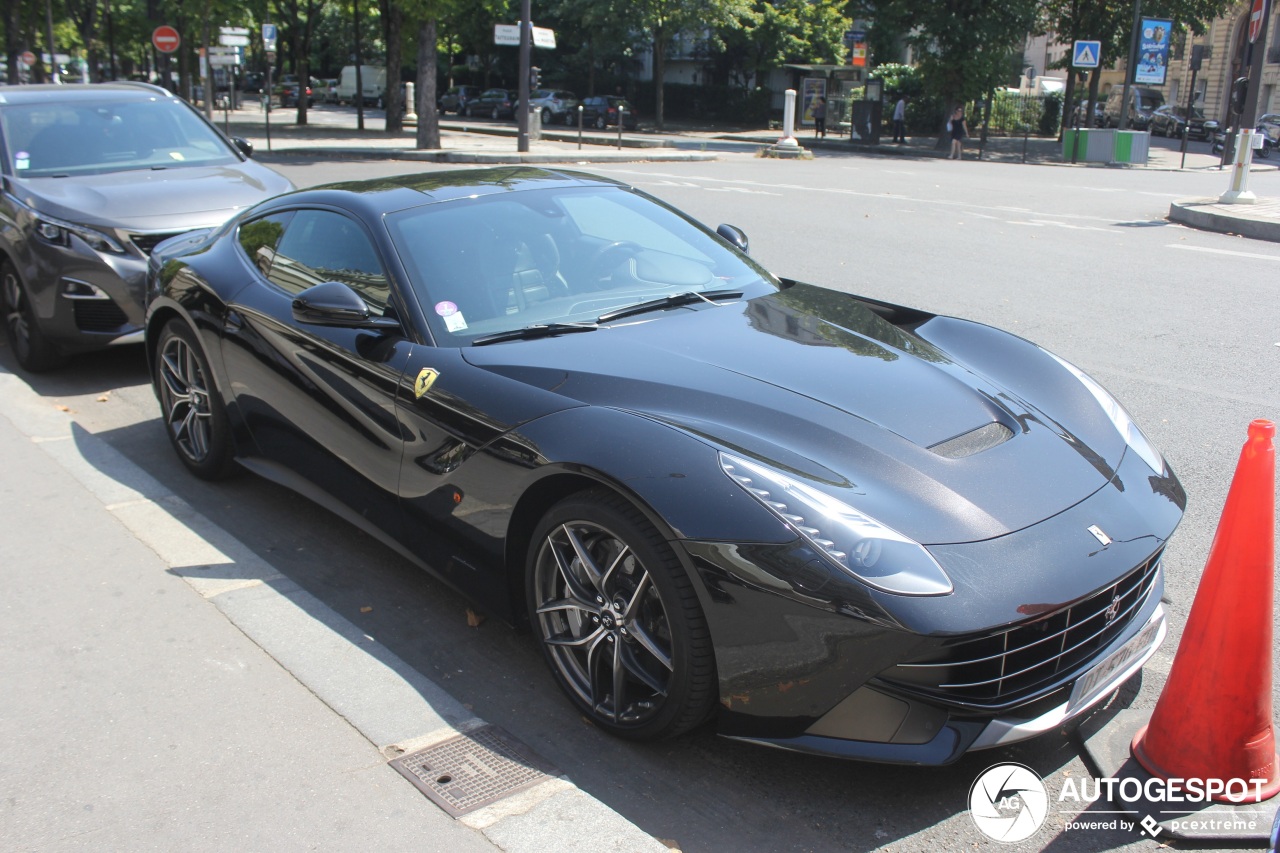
[130,231,188,256]
[882,553,1161,710]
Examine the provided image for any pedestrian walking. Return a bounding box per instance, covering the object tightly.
[947,106,967,159]
[892,94,907,143]
[813,96,827,139]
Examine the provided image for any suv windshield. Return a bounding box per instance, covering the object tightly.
[3,97,238,178]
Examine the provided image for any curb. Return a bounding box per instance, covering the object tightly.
[1168,197,1280,242]
[0,364,668,853]
[263,145,719,164]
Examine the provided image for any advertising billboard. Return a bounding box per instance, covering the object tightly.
[1134,18,1172,85]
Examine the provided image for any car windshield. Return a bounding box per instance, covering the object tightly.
[386,185,779,345]
[3,96,237,178]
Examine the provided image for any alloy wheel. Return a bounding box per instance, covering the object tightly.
[158,333,215,464]
[533,518,675,728]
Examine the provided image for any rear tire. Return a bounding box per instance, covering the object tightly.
[527,490,717,741]
[1,260,65,372]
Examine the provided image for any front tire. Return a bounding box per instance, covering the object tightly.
[1,260,64,372]
[155,319,236,480]
[527,490,716,741]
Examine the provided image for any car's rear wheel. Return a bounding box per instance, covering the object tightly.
[155,319,236,480]
[595,115,606,130]
[1,260,64,372]
[528,490,716,741]
[491,106,500,120]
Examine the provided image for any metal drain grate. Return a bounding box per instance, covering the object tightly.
[389,725,561,817]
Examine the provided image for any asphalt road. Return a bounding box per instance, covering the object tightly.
[7,148,1277,852]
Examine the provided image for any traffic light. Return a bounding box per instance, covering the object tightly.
[530,66,541,89]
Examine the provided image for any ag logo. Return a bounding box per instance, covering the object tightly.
[969,763,1049,843]
[414,367,439,399]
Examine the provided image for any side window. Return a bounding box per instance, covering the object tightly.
[238,211,294,277]
[267,209,390,308]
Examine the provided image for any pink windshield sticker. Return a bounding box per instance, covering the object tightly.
[435,301,458,317]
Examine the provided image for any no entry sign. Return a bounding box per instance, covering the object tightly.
[1249,0,1268,44]
[152,25,180,54]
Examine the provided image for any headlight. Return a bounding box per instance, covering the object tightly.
[720,453,953,596]
[1044,351,1165,474]
[33,213,126,254]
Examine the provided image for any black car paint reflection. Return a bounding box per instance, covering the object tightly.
[145,167,1183,763]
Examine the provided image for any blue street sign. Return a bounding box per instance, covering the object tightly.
[1073,40,1101,68]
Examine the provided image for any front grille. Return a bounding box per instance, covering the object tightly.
[129,231,187,256]
[73,298,129,332]
[882,553,1161,710]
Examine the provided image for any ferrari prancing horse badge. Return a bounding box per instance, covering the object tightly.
[414,368,440,399]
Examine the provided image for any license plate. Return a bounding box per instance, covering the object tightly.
[1067,614,1163,714]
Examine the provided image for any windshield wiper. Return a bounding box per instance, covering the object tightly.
[596,289,744,324]
[471,322,599,346]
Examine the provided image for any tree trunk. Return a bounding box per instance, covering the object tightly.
[415,18,440,149]
[383,0,403,132]
[653,29,665,130]
[6,0,21,84]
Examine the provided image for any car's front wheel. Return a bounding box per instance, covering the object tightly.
[155,319,236,480]
[1,260,64,372]
[528,490,716,741]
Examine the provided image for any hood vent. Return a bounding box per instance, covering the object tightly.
[929,422,1013,459]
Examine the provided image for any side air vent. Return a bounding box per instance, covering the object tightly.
[929,422,1014,459]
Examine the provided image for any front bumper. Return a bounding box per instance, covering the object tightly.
[682,447,1183,764]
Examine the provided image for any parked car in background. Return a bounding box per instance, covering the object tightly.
[466,88,518,120]
[241,72,264,94]
[1069,100,1104,127]
[1102,86,1164,129]
[318,78,339,103]
[1148,104,1216,139]
[336,65,387,108]
[580,96,639,130]
[275,74,320,108]
[438,85,483,115]
[0,83,293,372]
[528,89,579,125]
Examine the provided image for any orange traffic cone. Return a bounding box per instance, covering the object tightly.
[1131,419,1278,803]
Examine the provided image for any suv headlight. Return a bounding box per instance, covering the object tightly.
[33,213,125,254]
[1044,351,1165,474]
[720,453,953,596]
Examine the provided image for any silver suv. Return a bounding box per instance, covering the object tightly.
[0,83,293,371]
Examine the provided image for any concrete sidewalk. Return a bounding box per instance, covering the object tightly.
[0,365,668,852]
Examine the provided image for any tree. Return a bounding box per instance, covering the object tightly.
[713,0,849,89]
[631,0,743,129]
[868,0,1041,134]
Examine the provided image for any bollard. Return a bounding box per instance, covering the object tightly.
[777,90,799,147]
[1219,127,1260,204]
[404,81,418,124]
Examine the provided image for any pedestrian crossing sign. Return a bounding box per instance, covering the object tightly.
[1073,40,1101,68]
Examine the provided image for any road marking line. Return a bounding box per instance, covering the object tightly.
[598,168,1119,223]
[1166,244,1280,261]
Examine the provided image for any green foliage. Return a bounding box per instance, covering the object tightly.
[869,0,1040,108]
[714,0,849,87]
